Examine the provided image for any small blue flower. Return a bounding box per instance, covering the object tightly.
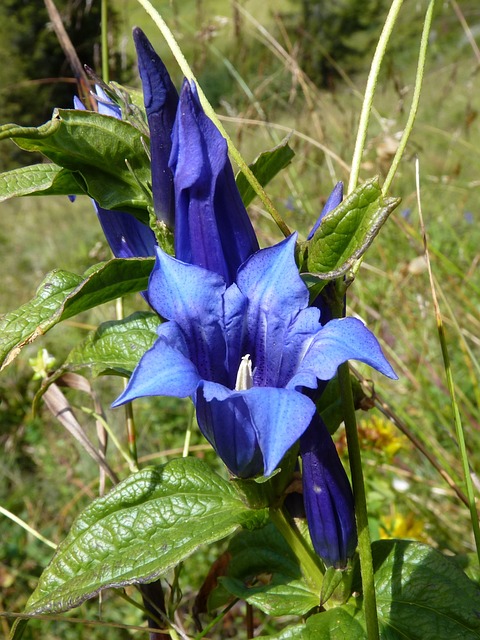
[300,412,357,568]
[113,233,397,478]
[171,81,259,286]
[133,27,179,227]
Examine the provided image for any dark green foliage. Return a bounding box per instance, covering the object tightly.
[283,0,389,87]
[0,0,126,170]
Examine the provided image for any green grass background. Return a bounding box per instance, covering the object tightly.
[0,0,479,637]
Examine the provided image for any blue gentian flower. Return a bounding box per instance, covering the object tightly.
[171,81,259,286]
[73,85,157,259]
[113,233,397,478]
[133,27,179,227]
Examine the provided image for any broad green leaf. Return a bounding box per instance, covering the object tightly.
[0,258,154,371]
[305,177,400,280]
[0,110,151,216]
[236,138,294,207]
[0,163,82,202]
[65,311,159,377]
[209,522,320,616]
[266,540,480,639]
[24,458,269,615]
[372,540,480,639]
[265,606,365,639]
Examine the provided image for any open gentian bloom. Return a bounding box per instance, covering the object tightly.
[113,233,397,478]
[73,85,157,259]
[171,81,259,286]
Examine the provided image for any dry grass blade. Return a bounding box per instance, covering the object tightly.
[43,378,118,485]
[43,0,94,108]
[57,373,110,494]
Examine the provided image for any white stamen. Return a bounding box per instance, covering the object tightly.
[235,354,253,391]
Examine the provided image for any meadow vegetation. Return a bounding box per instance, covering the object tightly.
[0,0,479,637]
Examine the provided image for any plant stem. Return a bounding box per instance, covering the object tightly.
[134,0,291,238]
[347,0,404,194]
[101,0,109,83]
[269,508,324,592]
[115,296,139,469]
[383,0,435,195]
[337,362,379,640]
[0,505,57,549]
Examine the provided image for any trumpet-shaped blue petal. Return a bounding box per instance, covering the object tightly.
[171,81,259,285]
[288,316,397,390]
[133,27,179,227]
[112,332,201,405]
[197,382,316,477]
[93,203,156,259]
[147,246,228,384]
[300,413,357,568]
[236,234,309,388]
[115,232,396,478]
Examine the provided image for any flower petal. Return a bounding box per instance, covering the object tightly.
[148,247,228,383]
[133,27,179,226]
[236,233,308,387]
[288,317,397,390]
[300,413,357,568]
[112,334,201,407]
[93,202,156,258]
[307,181,343,240]
[198,381,316,477]
[171,81,258,285]
[195,382,262,478]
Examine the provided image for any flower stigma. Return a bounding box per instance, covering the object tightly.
[235,354,253,391]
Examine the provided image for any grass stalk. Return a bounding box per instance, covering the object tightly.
[347,0,405,194]
[415,158,480,564]
[383,0,436,195]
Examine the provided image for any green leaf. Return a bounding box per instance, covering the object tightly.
[266,540,480,639]
[265,607,365,639]
[209,521,320,616]
[24,458,269,615]
[236,137,294,207]
[305,177,400,280]
[0,258,154,371]
[0,163,82,202]
[0,110,151,216]
[372,540,480,639]
[65,311,159,377]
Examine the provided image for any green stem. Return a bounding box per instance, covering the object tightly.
[337,363,379,640]
[269,507,324,591]
[0,505,57,549]
[383,0,435,195]
[115,296,138,468]
[347,0,404,194]
[134,0,291,238]
[101,0,109,83]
